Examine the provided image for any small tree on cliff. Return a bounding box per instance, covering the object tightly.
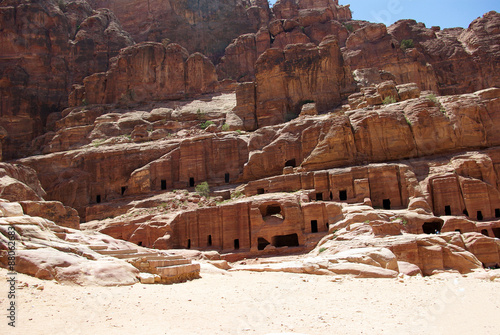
[195,182,210,198]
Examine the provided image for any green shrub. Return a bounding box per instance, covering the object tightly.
[383,96,397,105]
[231,190,243,199]
[200,120,215,129]
[195,182,210,198]
[221,123,230,131]
[319,247,327,253]
[404,115,412,126]
[400,39,414,50]
[427,93,438,103]
[343,23,354,32]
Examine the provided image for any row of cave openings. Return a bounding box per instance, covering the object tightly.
[160,174,231,190]
[94,173,234,204]
[185,236,241,250]
[184,234,304,251]
[443,205,500,222]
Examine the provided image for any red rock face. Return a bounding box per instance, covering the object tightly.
[86,0,270,61]
[253,37,356,127]
[346,12,500,96]
[217,0,352,81]
[0,0,133,160]
[76,42,218,105]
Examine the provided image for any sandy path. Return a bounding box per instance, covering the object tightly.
[1,268,499,335]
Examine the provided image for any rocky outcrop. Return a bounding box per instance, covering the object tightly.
[0,0,134,160]
[216,0,353,81]
[252,38,356,127]
[19,201,80,229]
[87,0,270,61]
[0,200,200,285]
[74,42,218,105]
[241,87,500,179]
[0,163,46,201]
[344,12,500,96]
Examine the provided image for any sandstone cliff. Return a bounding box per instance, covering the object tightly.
[0,0,133,159]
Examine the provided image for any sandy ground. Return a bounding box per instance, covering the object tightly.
[1,267,499,335]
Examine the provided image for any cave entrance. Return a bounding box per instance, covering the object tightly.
[493,228,500,239]
[272,234,299,248]
[477,211,484,221]
[481,229,489,237]
[189,177,195,187]
[257,237,270,250]
[422,222,442,234]
[262,204,282,217]
[444,205,451,216]
[137,241,143,246]
[285,159,296,167]
[121,186,127,196]
[187,239,191,249]
[225,173,230,183]
[311,220,318,233]
[463,209,469,217]
[455,229,462,233]
[96,195,101,204]
[496,208,500,218]
[234,239,240,250]
[161,179,167,190]
[339,190,347,201]
[257,188,265,195]
[207,235,212,247]
[316,193,323,201]
[383,199,391,210]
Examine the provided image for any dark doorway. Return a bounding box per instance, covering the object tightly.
[481,229,489,237]
[257,237,270,250]
[207,235,212,247]
[444,205,452,215]
[326,222,329,230]
[383,199,391,210]
[272,234,299,248]
[339,190,347,201]
[225,173,230,183]
[311,220,318,233]
[285,159,296,167]
[493,228,500,239]
[121,186,127,196]
[257,188,265,195]
[161,179,167,190]
[137,241,143,246]
[96,195,101,204]
[455,229,462,233]
[477,211,484,221]
[189,177,195,187]
[234,239,240,250]
[329,191,333,200]
[187,239,191,249]
[316,193,323,201]
[264,205,282,216]
[463,209,469,217]
[495,209,500,218]
[422,222,442,234]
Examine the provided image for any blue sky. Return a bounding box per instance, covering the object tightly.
[268,1,499,28]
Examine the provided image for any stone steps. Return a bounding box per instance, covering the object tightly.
[92,247,200,284]
[97,249,138,255]
[148,258,191,267]
[156,263,200,278]
[88,245,108,251]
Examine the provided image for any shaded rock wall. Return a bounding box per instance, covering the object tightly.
[0,0,133,159]
[87,0,270,61]
[75,42,218,105]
